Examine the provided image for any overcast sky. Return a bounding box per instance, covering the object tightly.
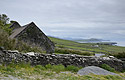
[1,0,125,46]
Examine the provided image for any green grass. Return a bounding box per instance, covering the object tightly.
[49,37,125,56]
[100,64,115,72]
[65,65,81,72]
[0,62,124,80]
[55,48,94,56]
[112,52,125,59]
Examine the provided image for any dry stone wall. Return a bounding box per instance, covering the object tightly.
[0,49,125,71]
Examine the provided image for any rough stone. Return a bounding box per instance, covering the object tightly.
[0,49,125,71]
[26,52,35,56]
[77,66,118,75]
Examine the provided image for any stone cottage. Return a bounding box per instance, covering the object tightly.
[9,22,55,53]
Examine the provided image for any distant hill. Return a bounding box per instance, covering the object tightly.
[49,36,125,55]
[72,38,117,46]
[52,37,117,45]
[73,38,110,43]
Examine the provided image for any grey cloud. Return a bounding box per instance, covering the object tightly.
[1,0,125,46]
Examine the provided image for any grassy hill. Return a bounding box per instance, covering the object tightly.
[49,37,125,56]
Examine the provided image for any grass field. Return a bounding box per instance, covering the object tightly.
[0,63,124,80]
[49,37,125,56]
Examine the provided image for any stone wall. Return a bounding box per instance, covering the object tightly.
[0,49,125,71]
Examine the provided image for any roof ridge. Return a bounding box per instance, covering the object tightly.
[22,22,35,27]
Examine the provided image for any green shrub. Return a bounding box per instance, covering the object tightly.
[55,48,92,56]
[45,64,53,69]
[0,14,12,35]
[45,64,81,73]
[0,29,15,50]
[84,75,93,79]
[52,64,65,73]
[78,51,92,56]
[58,45,65,48]
[35,65,46,70]
[100,64,115,72]
[0,28,43,53]
[4,67,15,72]
[17,61,31,69]
[104,75,121,80]
[113,52,125,59]
[65,65,79,72]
